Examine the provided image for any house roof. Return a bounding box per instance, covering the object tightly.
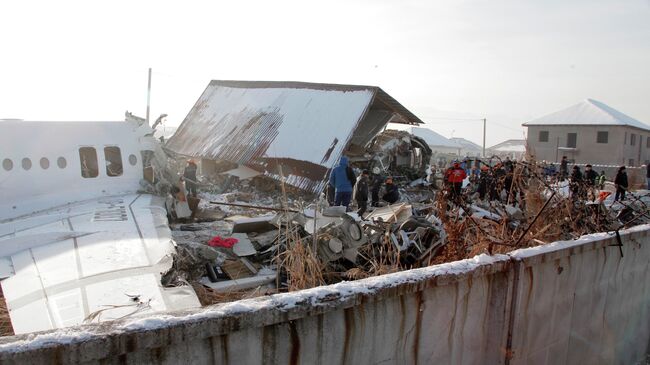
[449,137,483,151]
[489,139,527,152]
[166,80,422,192]
[523,99,650,131]
[406,127,460,148]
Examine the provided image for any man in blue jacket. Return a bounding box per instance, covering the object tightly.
[329,156,356,209]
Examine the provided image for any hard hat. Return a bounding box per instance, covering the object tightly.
[372,167,381,174]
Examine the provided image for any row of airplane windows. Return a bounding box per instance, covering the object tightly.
[1,147,138,178]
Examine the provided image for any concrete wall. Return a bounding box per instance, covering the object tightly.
[1,226,649,364]
[526,125,650,166]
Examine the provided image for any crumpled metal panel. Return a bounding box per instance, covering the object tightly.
[167,81,421,192]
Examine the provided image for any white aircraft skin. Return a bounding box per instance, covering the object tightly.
[0,120,199,335]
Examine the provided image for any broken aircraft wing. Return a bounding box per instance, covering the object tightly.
[0,194,200,335]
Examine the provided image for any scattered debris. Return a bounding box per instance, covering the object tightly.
[161,155,650,307]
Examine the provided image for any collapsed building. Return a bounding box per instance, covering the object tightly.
[165,80,425,193]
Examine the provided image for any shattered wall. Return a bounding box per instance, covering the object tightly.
[1,226,649,364]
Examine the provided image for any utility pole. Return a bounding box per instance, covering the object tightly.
[482,118,486,157]
[146,68,152,126]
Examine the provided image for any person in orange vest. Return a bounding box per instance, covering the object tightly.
[445,161,467,202]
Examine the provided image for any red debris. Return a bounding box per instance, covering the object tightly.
[208,236,239,248]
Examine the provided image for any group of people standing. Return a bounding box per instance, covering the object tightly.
[440,156,631,205]
[328,157,400,216]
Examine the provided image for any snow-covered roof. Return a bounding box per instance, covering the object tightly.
[406,127,459,148]
[489,139,527,152]
[449,137,482,151]
[523,99,650,131]
[166,80,422,192]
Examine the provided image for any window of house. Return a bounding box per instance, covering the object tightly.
[538,131,549,142]
[596,131,608,144]
[79,147,99,178]
[631,134,636,146]
[629,159,635,166]
[104,146,123,177]
[647,137,650,148]
[567,133,577,148]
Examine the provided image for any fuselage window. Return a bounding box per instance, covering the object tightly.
[40,157,50,169]
[104,146,123,177]
[79,147,99,178]
[2,159,12,171]
[22,158,32,170]
[128,154,137,166]
[57,157,67,169]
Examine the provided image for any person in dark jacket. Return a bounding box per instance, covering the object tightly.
[354,170,370,216]
[569,165,583,198]
[383,177,400,204]
[614,166,628,201]
[559,156,569,180]
[183,160,198,197]
[477,165,490,200]
[370,167,384,207]
[583,164,599,201]
[584,164,598,186]
[490,163,505,201]
[329,156,356,208]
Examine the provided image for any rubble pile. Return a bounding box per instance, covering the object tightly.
[164,158,650,306]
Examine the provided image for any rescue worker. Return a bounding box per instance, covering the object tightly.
[570,165,583,198]
[329,156,356,209]
[584,164,598,186]
[354,170,370,216]
[477,165,490,200]
[560,156,569,180]
[383,177,400,204]
[583,164,599,201]
[183,160,198,197]
[491,163,505,201]
[445,161,467,202]
[614,166,628,201]
[597,171,607,190]
[370,167,384,207]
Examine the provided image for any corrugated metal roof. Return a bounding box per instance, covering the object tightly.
[523,99,650,131]
[167,80,422,192]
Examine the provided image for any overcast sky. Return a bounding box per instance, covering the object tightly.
[1,0,649,146]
